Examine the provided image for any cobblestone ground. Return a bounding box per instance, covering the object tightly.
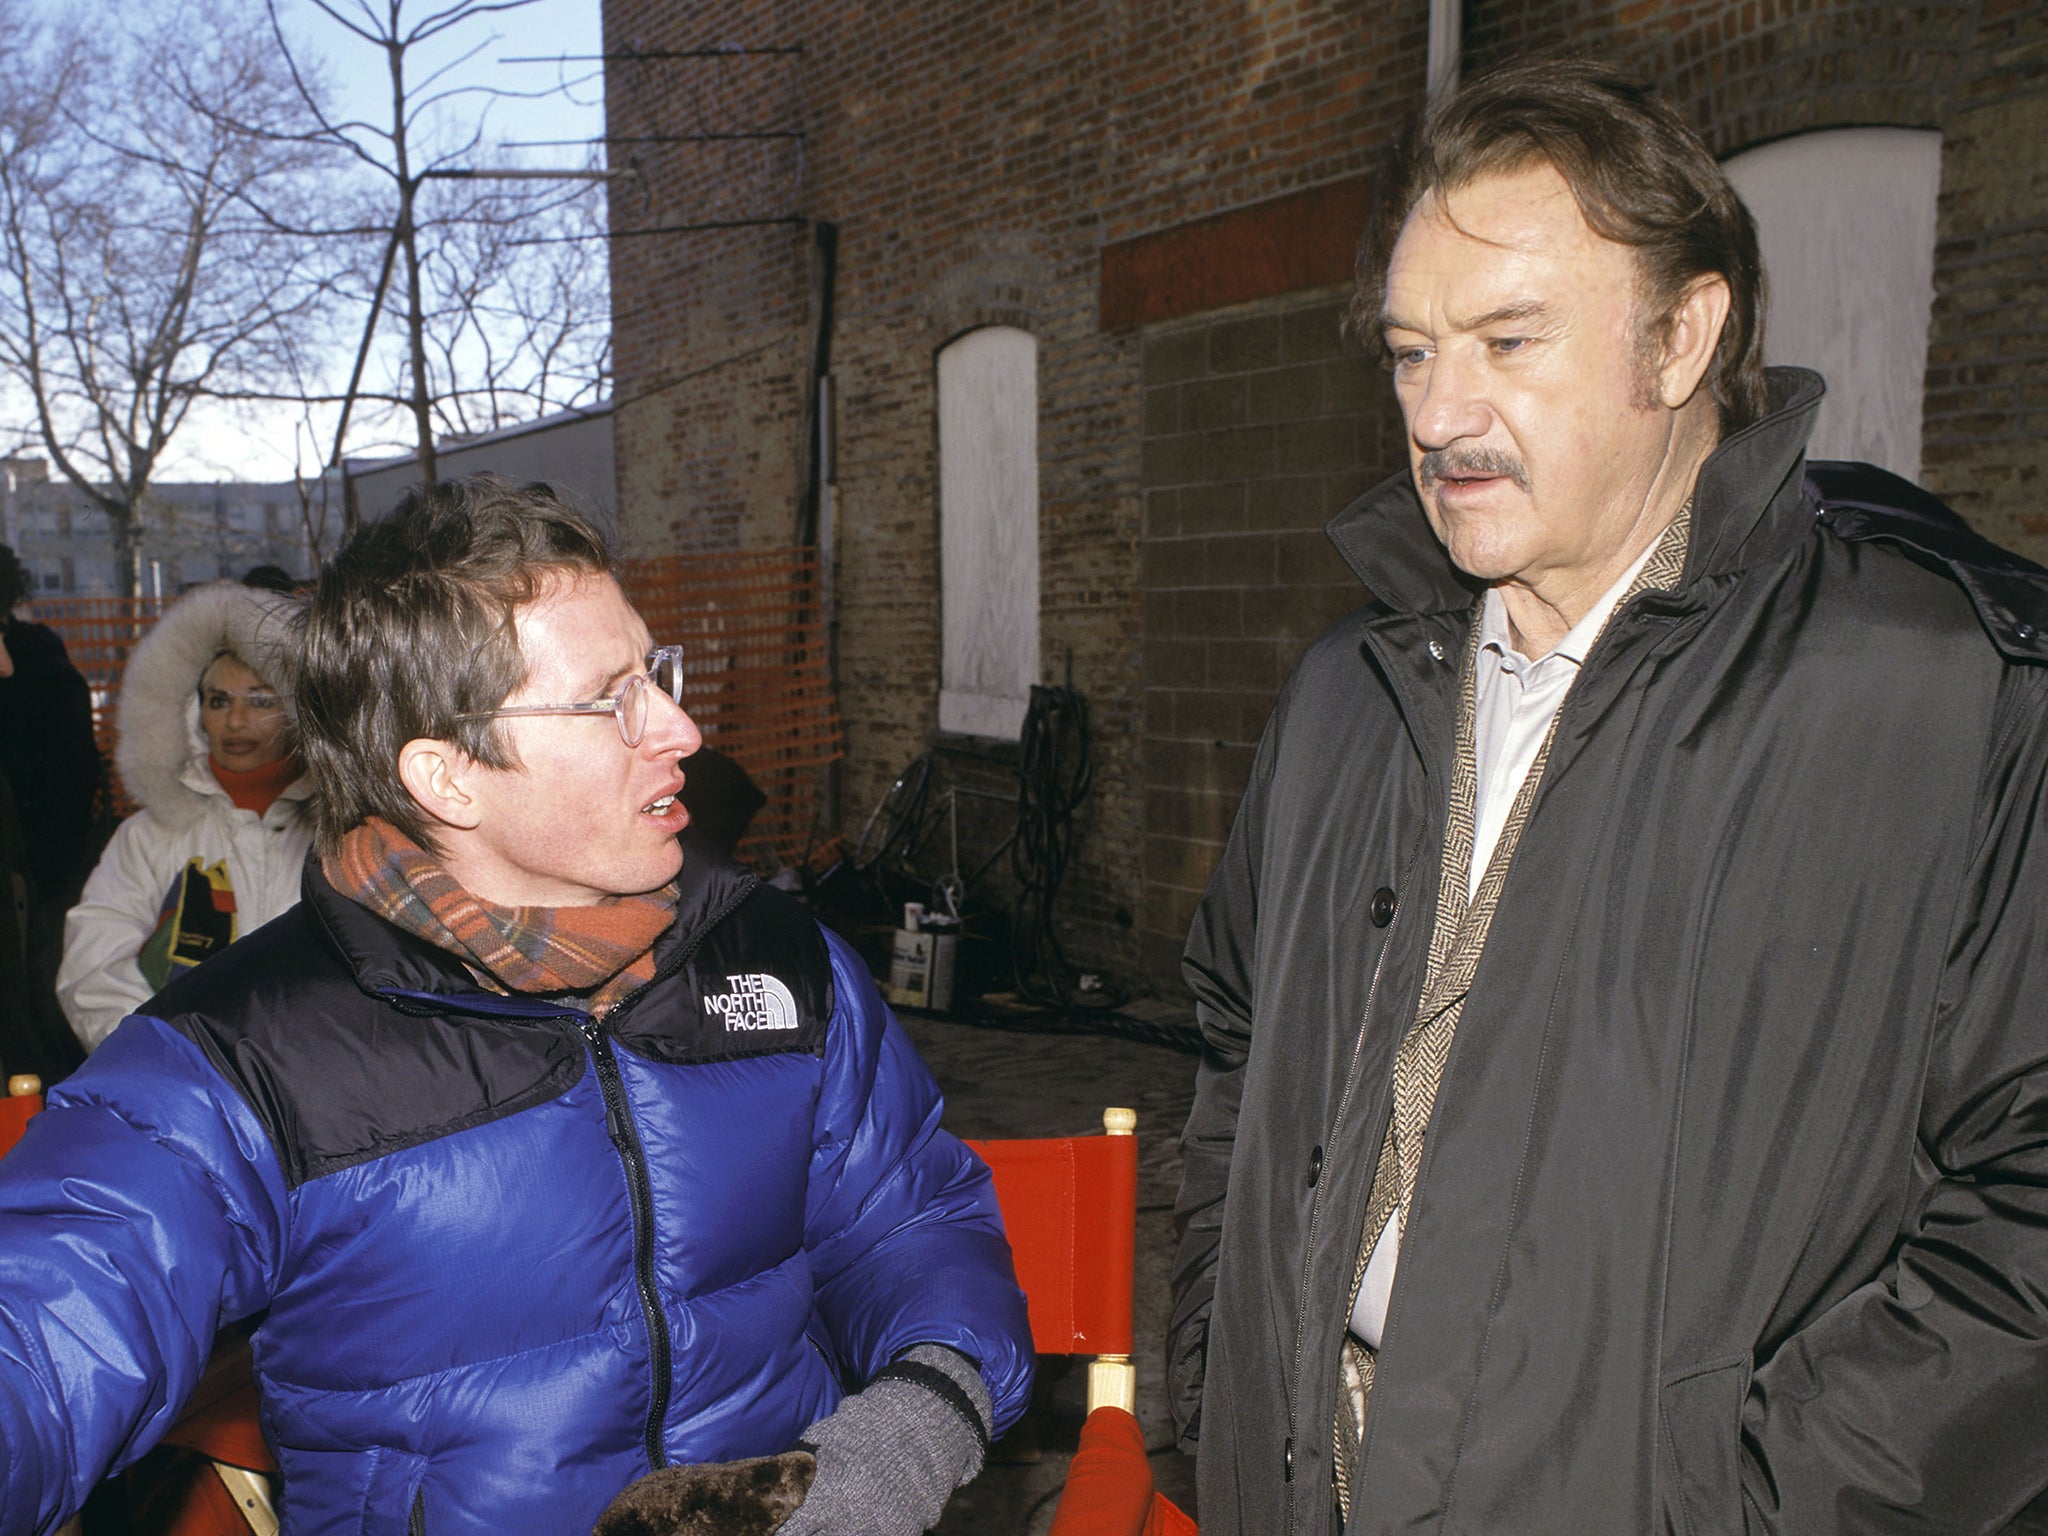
[898,1004,1202,1535]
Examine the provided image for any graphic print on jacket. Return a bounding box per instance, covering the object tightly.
[138,857,238,989]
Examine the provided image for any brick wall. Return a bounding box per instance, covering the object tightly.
[1135,289,1404,977]
[1924,4,2048,553]
[602,0,1423,987]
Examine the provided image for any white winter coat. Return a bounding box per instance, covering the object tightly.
[57,583,313,1050]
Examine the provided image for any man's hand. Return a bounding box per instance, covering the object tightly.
[774,1344,993,1536]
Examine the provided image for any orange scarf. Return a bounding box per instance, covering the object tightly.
[324,818,676,1017]
[210,755,301,816]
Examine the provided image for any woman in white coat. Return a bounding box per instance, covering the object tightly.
[58,581,314,1050]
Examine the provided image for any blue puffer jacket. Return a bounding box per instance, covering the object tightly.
[0,853,1033,1535]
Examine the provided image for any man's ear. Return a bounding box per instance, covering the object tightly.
[1654,273,1734,409]
[398,737,484,832]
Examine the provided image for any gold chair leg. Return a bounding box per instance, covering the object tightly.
[211,1462,280,1536]
[1087,1352,1139,1414]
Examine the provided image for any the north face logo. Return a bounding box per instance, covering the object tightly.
[704,973,800,1032]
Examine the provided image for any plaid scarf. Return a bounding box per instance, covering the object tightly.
[325,818,677,1018]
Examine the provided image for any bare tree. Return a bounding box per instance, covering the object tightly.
[264,0,612,484]
[0,2,333,596]
[412,170,611,443]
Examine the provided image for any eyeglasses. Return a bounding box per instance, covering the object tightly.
[200,688,284,713]
[454,646,686,748]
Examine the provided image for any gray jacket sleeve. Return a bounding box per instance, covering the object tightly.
[1740,666,2048,1532]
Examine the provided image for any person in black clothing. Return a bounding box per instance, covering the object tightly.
[0,543,98,1080]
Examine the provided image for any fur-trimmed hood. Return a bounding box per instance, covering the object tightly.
[115,581,308,829]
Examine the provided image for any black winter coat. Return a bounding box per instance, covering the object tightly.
[1170,370,2048,1535]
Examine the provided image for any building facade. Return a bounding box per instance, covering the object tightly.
[341,403,618,536]
[602,0,2048,988]
[0,458,318,598]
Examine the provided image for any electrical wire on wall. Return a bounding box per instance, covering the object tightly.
[1008,682,1119,1010]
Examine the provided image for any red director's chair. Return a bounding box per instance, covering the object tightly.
[967,1107,1197,1536]
[2,1074,278,1536]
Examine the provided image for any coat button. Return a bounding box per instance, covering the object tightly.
[1283,1435,1295,1482]
[1308,1145,1323,1187]
[1428,639,1447,661]
[2018,622,2037,641]
[1370,887,1397,927]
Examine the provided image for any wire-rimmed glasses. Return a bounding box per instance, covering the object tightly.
[453,645,686,748]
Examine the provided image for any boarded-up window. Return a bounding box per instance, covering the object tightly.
[1724,128,1942,479]
[937,327,1040,739]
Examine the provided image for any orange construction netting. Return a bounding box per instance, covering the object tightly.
[34,549,843,873]
[620,547,845,874]
[34,597,169,819]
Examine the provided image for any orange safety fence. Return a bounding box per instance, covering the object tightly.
[620,548,845,875]
[33,549,843,874]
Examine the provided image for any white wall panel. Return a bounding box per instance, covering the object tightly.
[937,327,1040,740]
[1725,128,1941,479]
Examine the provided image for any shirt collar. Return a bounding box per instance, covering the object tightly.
[1478,532,1666,668]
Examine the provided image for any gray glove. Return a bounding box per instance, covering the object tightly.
[773,1343,993,1536]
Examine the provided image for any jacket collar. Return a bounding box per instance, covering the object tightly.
[176,752,315,815]
[303,840,757,1014]
[1326,367,1828,614]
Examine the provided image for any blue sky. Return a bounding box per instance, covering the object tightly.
[169,0,609,481]
[275,0,606,176]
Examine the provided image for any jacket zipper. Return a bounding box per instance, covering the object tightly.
[580,1015,672,1470]
[577,1015,671,1474]
[575,870,761,1472]
[408,1487,425,1536]
[1282,827,1423,1531]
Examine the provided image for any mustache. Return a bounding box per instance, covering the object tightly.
[1418,447,1531,493]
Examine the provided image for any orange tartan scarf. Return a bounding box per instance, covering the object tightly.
[324,817,677,1017]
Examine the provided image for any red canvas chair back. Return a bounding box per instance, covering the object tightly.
[965,1108,1139,1410]
[966,1108,1197,1536]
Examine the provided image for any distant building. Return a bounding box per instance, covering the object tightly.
[342,402,616,536]
[0,457,321,597]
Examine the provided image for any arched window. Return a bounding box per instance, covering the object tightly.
[937,326,1039,739]
[1723,128,1942,479]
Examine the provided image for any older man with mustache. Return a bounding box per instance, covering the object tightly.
[1170,56,2048,1536]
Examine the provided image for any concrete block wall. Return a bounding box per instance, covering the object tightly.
[1134,289,1405,978]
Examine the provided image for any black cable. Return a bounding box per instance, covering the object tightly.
[842,686,1151,1015]
[853,753,931,873]
[1008,684,1124,1010]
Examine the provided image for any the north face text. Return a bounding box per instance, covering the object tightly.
[704,973,800,1032]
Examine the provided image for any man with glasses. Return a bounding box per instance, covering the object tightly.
[0,474,1034,1536]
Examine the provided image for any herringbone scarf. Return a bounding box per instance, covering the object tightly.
[1333,504,1692,1518]
[325,817,677,1017]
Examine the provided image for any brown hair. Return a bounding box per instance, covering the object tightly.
[1347,55,1768,434]
[287,473,614,855]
